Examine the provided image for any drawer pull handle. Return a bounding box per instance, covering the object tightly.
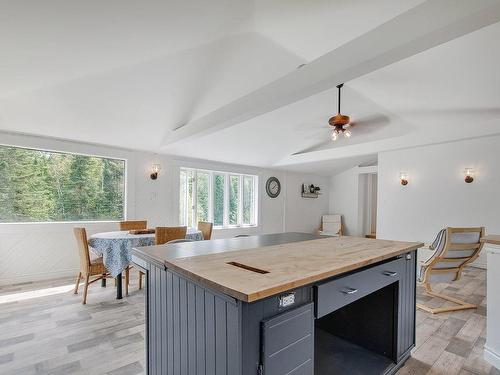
[341,288,358,295]
[383,271,398,277]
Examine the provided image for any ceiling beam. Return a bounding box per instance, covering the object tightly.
[162,0,500,146]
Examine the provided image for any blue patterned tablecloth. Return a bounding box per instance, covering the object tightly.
[88,228,203,276]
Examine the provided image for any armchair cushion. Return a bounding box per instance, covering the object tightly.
[419,228,482,282]
[321,215,342,235]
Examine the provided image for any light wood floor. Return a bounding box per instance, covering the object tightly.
[0,266,497,375]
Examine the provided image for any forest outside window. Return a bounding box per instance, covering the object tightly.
[0,145,126,223]
[179,168,258,229]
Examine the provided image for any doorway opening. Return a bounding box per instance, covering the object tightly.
[358,172,378,238]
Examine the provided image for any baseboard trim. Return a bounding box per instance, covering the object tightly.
[0,269,79,287]
[484,344,500,370]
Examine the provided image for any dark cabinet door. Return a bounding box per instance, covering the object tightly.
[397,251,417,360]
[261,303,314,375]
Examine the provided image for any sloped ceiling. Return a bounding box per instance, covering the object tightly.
[1,0,499,176]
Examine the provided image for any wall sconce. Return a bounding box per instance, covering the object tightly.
[150,163,161,180]
[464,168,474,183]
[400,172,409,186]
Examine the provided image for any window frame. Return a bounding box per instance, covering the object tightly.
[0,143,128,224]
[179,167,259,229]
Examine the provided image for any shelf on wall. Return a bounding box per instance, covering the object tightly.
[302,192,320,199]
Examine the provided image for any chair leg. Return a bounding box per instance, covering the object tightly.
[139,271,144,290]
[125,267,130,297]
[74,272,82,294]
[82,274,90,305]
[417,283,477,314]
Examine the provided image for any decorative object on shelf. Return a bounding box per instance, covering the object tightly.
[464,168,474,183]
[266,177,281,198]
[150,163,161,180]
[302,183,321,198]
[400,172,409,186]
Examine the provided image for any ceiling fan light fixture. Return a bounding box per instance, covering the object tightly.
[328,114,350,127]
[328,83,353,142]
[330,129,339,141]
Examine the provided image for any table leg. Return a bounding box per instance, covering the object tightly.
[116,273,123,299]
[101,277,106,287]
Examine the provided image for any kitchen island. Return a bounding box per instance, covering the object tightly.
[132,232,422,375]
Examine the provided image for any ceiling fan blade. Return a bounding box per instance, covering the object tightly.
[293,122,328,132]
[349,114,390,127]
[399,107,500,117]
[292,140,332,155]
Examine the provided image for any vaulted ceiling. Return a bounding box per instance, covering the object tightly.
[1,0,500,175]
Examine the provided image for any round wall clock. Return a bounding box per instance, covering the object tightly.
[266,177,281,198]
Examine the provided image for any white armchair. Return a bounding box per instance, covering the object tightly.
[417,227,485,314]
[318,214,343,237]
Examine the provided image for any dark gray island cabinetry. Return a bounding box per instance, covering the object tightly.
[132,233,422,375]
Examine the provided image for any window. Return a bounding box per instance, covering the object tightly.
[0,145,126,223]
[179,168,258,228]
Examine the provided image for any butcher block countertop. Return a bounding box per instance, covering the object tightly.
[134,233,423,302]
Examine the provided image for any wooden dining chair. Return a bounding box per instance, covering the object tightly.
[134,227,188,293]
[155,226,187,245]
[73,227,110,304]
[119,220,147,231]
[198,221,213,240]
[119,220,147,296]
[417,227,485,314]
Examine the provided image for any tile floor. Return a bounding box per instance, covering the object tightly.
[0,266,497,375]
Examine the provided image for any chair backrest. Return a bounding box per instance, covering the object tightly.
[74,227,91,272]
[167,238,195,244]
[322,214,342,234]
[421,227,485,284]
[155,226,187,245]
[198,221,213,240]
[119,220,147,231]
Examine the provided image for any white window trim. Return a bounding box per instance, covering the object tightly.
[0,143,128,224]
[180,167,258,229]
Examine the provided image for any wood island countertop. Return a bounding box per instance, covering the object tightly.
[134,233,423,302]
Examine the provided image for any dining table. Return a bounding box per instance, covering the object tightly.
[88,227,204,299]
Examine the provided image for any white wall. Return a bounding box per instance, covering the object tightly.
[377,135,500,268]
[0,132,136,285]
[283,172,330,233]
[134,154,330,236]
[0,132,330,285]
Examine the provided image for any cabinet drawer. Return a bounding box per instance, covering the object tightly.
[315,257,403,318]
[261,303,314,375]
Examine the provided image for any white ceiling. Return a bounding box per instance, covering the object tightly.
[1,0,499,176]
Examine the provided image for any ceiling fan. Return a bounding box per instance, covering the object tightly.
[329,83,352,141]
